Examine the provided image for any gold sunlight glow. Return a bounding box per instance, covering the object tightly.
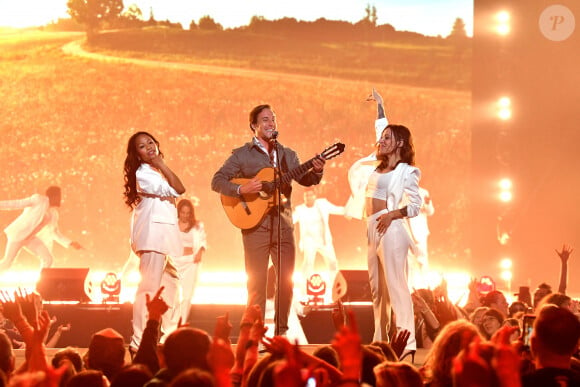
[0,0,68,28]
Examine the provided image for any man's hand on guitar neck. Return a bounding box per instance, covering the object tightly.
[312,156,325,173]
[238,177,264,195]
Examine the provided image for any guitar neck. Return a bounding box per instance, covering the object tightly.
[280,157,317,185]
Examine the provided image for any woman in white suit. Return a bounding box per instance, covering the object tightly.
[123,131,185,351]
[346,89,422,359]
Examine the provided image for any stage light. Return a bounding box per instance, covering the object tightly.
[477,275,496,294]
[306,273,326,305]
[499,178,512,190]
[497,97,511,108]
[499,191,512,202]
[500,258,512,270]
[494,11,511,36]
[493,97,512,120]
[100,272,121,303]
[498,107,511,120]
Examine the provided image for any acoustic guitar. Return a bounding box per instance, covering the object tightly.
[221,142,345,229]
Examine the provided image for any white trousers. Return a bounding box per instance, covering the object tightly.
[161,255,201,334]
[130,251,178,349]
[367,210,416,350]
[0,237,53,271]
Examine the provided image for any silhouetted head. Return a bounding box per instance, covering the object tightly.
[110,364,153,387]
[85,328,126,381]
[533,283,552,309]
[52,346,83,373]
[424,320,482,386]
[532,304,580,357]
[0,332,14,378]
[46,186,61,207]
[163,327,211,373]
[374,360,423,387]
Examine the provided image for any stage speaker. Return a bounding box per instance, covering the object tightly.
[299,304,374,344]
[36,268,90,302]
[332,270,371,302]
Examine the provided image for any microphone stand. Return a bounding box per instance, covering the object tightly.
[270,133,283,336]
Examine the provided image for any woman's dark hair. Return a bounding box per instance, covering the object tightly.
[123,131,163,209]
[248,104,272,132]
[177,199,197,232]
[377,124,415,167]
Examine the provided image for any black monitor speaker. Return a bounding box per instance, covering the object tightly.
[36,268,91,302]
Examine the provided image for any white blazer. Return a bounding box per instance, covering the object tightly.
[344,117,422,219]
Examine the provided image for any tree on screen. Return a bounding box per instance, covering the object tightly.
[67,0,124,40]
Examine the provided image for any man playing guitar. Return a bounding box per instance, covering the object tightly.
[211,104,325,337]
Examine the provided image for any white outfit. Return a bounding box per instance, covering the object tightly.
[130,163,182,349]
[347,117,422,350]
[408,187,434,265]
[0,194,72,271]
[293,198,344,289]
[408,187,434,288]
[345,118,387,220]
[163,221,206,331]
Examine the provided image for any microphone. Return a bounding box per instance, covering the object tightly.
[269,131,279,141]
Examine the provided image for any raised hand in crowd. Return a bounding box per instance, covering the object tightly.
[0,289,33,344]
[133,286,169,373]
[28,309,52,372]
[556,243,574,294]
[214,312,232,345]
[453,325,521,387]
[209,334,235,387]
[490,326,521,386]
[556,244,574,263]
[45,316,71,348]
[14,289,41,329]
[390,329,411,360]
[146,286,169,322]
[232,304,267,386]
[332,299,346,330]
[210,313,235,387]
[332,310,362,385]
[273,339,307,387]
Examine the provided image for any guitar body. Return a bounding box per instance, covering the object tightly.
[220,142,346,229]
[220,167,279,230]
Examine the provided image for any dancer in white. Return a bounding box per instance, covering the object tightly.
[165,198,206,327]
[123,131,185,352]
[408,186,434,287]
[0,186,82,272]
[293,188,344,294]
[346,88,421,359]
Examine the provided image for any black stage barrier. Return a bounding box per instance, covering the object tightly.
[299,303,374,344]
[43,302,373,347]
[43,303,247,347]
